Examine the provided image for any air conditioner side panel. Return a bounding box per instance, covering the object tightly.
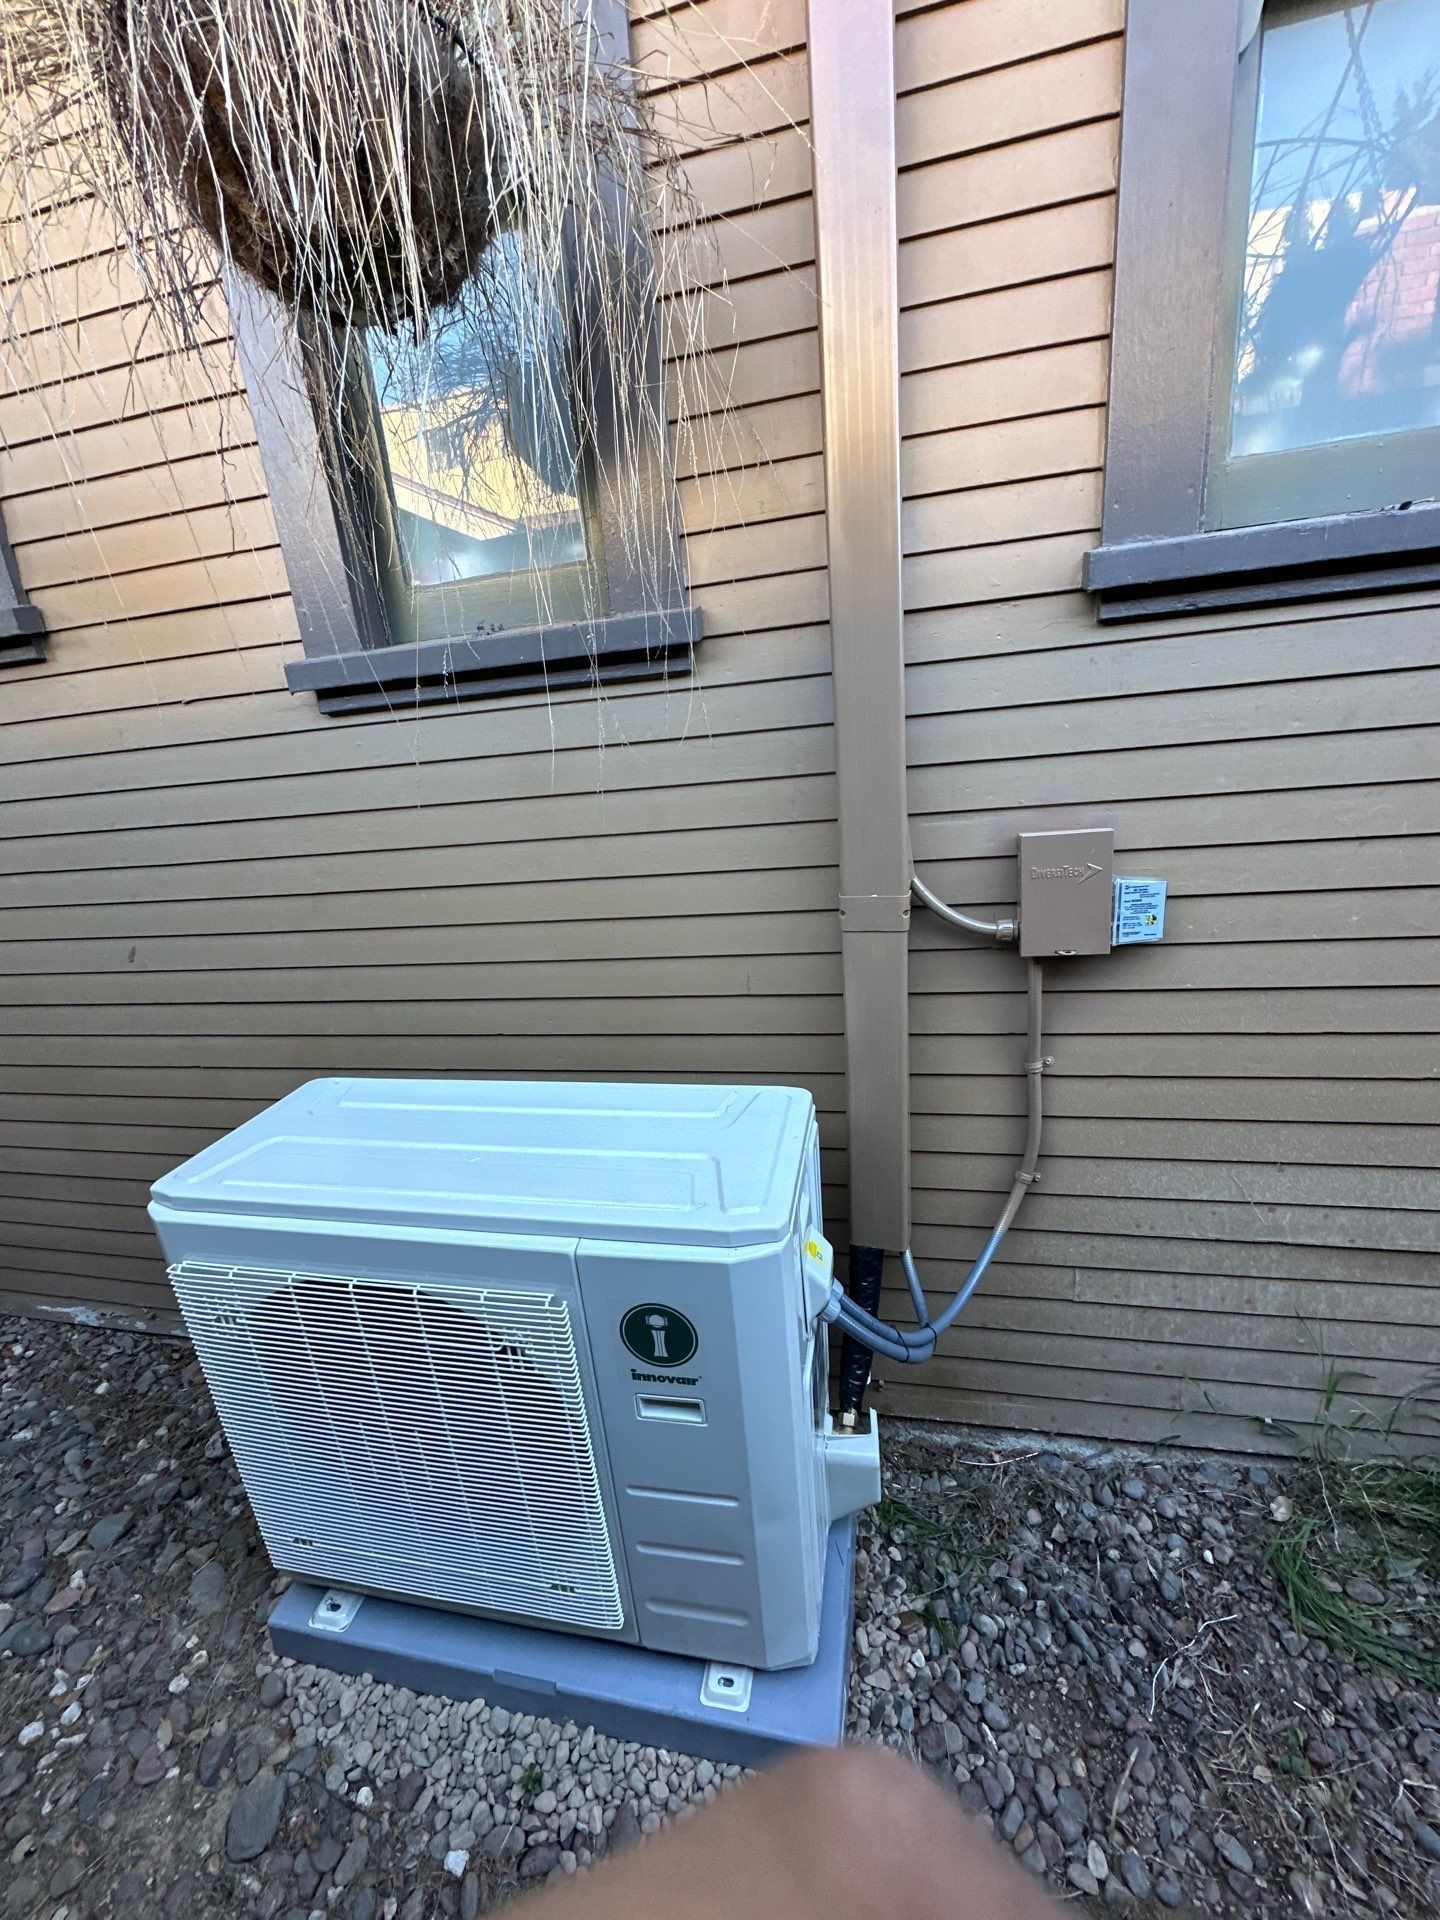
[576,1233,823,1672]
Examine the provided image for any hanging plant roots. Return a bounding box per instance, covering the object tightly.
[1,1,723,607]
[98,0,518,328]
[3,0,662,331]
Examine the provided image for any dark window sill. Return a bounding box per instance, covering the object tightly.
[285,604,703,714]
[1085,503,1440,621]
[0,603,46,667]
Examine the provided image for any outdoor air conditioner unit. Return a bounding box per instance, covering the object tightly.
[149,1079,880,1672]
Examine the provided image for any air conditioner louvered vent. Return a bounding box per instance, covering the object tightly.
[169,1261,623,1632]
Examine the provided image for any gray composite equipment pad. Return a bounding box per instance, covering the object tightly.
[269,1520,857,1769]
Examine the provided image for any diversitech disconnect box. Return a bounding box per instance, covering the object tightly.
[1017,828,1115,957]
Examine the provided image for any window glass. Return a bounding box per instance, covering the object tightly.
[1231,0,1440,461]
[362,232,588,637]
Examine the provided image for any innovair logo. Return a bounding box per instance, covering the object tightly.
[620,1303,698,1368]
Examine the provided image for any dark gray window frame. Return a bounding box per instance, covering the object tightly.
[227,0,699,714]
[0,510,46,666]
[1085,0,1440,620]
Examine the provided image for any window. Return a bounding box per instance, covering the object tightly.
[358,239,592,646]
[0,508,45,666]
[230,3,697,714]
[1087,0,1440,617]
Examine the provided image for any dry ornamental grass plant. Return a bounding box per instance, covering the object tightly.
[86,0,538,327]
[1,0,722,650]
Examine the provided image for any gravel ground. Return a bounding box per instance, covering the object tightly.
[3,1318,1439,1920]
[862,1432,1440,1918]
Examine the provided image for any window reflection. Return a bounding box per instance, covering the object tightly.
[365,234,585,590]
[1231,0,1440,460]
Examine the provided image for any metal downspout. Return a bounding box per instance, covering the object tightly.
[805,0,912,1255]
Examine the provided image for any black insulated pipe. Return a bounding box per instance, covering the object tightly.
[836,1242,886,1418]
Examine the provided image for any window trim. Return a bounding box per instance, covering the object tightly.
[227,0,698,710]
[0,511,45,666]
[285,604,701,714]
[1086,0,1440,619]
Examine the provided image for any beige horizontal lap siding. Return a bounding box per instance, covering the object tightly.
[0,6,843,1327]
[885,0,1440,1450]
[6,0,1435,1457]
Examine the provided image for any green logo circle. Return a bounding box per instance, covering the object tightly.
[620,1303,698,1368]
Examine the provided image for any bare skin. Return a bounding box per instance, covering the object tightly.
[520,1745,1057,1920]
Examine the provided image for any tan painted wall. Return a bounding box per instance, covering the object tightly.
[1,0,1436,1449]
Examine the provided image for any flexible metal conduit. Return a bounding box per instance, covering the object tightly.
[833,897,1047,1400]
[911,871,1016,945]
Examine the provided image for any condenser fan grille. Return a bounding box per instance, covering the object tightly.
[169,1261,624,1632]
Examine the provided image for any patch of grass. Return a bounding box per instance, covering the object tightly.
[877,1495,960,1543]
[1224,1339,1440,1685]
[1340,1459,1440,1567]
[1267,1515,1440,1688]
[519,1762,544,1807]
[1253,1359,1427,1461]
[876,1489,993,1600]
[1273,1723,1313,1781]
[922,1594,960,1653]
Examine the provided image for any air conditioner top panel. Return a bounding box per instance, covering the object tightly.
[150,1078,816,1248]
